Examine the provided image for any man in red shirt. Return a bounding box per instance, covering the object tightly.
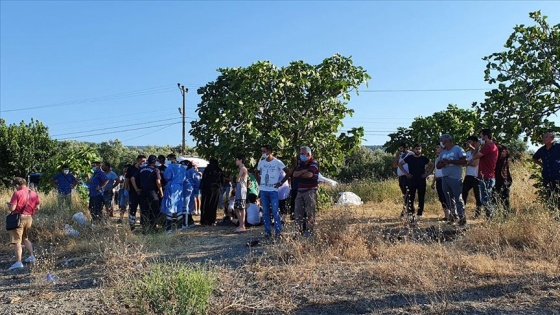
[472,128,499,218]
[6,177,40,271]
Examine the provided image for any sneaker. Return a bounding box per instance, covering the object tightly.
[458,217,467,227]
[24,256,36,263]
[407,214,414,222]
[8,262,23,271]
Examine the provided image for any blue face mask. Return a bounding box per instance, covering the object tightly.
[300,154,308,162]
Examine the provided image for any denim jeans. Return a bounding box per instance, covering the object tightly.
[260,190,281,235]
[479,178,495,217]
[441,177,465,218]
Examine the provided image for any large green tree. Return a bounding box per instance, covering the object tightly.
[0,119,56,186]
[384,104,481,157]
[474,11,559,143]
[190,54,370,174]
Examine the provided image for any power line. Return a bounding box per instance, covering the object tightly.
[359,88,489,93]
[51,117,182,137]
[55,122,181,140]
[2,85,176,113]
[124,123,178,142]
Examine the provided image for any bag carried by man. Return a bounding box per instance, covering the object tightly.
[6,190,31,231]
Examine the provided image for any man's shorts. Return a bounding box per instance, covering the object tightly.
[234,199,246,211]
[10,215,32,244]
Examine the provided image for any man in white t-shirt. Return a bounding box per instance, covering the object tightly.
[256,145,291,238]
[462,136,482,217]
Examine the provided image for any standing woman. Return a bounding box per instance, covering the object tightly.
[494,145,512,211]
[199,158,223,226]
[184,160,200,227]
[6,177,40,271]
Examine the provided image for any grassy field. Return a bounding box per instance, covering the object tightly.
[1,161,559,314]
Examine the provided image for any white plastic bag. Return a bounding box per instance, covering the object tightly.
[72,212,87,226]
[336,192,363,206]
[64,224,80,237]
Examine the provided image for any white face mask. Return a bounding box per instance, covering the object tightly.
[140,163,147,168]
[479,138,485,145]
[63,169,69,175]
[261,153,268,160]
[440,142,444,147]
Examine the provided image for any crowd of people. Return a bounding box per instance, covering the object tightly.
[395,129,560,227]
[5,130,559,271]
[45,145,320,240]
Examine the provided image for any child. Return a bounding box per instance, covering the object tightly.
[246,193,262,227]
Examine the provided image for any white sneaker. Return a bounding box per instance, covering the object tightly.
[24,256,36,263]
[8,262,23,271]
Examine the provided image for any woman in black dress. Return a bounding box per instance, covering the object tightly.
[199,158,223,225]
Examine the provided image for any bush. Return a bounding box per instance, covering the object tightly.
[124,262,214,315]
[337,147,394,183]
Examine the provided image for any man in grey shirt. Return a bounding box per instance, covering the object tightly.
[436,134,468,226]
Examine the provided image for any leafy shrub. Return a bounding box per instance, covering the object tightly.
[337,147,394,183]
[126,262,214,315]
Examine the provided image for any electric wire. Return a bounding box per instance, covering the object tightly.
[55,122,181,140]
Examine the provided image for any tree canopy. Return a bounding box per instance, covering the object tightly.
[0,119,56,187]
[190,54,370,174]
[384,104,481,157]
[474,11,559,143]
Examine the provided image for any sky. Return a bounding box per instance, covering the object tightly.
[1,1,559,149]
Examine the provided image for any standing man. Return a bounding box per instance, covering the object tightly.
[257,145,291,238]
[472,129,499,218]
[126,155,146,231]
[532,131,560,217]
[393,143,411,217]
[87,161,109,223]
[234,154,248,233]
[436,134,468,226]
[292,146,319,237]
[102,162,119,218]
[132,155,163,233]
[6,177,40,271]
[50,165,78,207]
[432,143,449,221]
[398,144,433,223]
[462,136,482,217]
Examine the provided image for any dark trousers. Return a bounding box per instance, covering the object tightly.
[494,179,511,210]
[543,180,560,214]
[289,188,298,218]
[129,190,140,227]
[462,175,482,214]
[405,177,426,216]
[139,190,160,232]
[89,195,104,222]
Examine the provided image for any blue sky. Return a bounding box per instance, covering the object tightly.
[1,1,558,148]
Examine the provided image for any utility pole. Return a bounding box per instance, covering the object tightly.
[177,83,188,154]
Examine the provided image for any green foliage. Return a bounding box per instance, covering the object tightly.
[337,146,394,183]
[0,119,56,187]
[127,262,214,315]
[384,104,481,157]
[190,54,370,174]
[500,137,528,162]
[332,179,402,204]
[474,11,559,144]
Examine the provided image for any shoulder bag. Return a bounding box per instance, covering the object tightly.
[6,190,30,231]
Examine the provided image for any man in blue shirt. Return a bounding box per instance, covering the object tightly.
[87,161,109,223]
[50,165,78,207]
[102,162,119,218]
[533,131,560,217]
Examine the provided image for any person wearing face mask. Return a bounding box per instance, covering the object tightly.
[256,145,291,238]
[86,161,109,223]
[471,129,499,218]
[532,131,560,218]
[50,165,78,208]
[127,155,147,230]
[291,146,318,237]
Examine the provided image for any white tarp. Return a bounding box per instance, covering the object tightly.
[336,191,363,206]
[177,156,209,168]
[72,212,88,226]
